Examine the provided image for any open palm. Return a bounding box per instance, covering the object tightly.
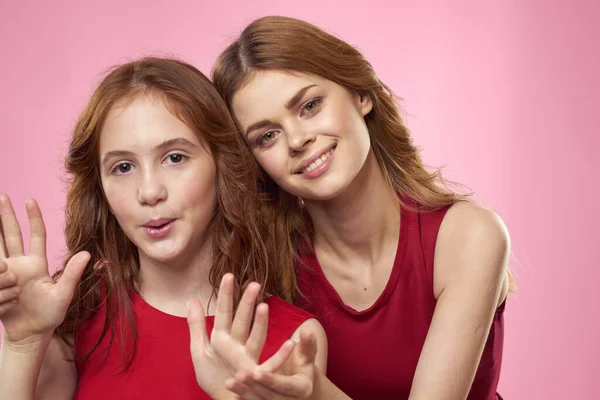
[0,195,89,345]
[187,274,299,400]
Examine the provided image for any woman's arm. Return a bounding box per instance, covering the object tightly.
[409,202,510,400]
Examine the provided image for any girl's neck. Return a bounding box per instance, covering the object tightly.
[136,233,216,317]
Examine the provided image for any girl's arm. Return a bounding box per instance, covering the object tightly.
[0,334,77,400]
[0,195,88,400]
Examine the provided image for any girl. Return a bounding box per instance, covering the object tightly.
[0,57,326,399]
[211,16,511,400]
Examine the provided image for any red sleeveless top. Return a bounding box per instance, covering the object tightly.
[74,292,313,399]
[297,205,505,400]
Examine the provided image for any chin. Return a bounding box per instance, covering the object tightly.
[300,179,352,202]
[143,252,179,264]
[140,243,184,263]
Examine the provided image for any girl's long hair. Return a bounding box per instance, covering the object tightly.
[55,57,278,367]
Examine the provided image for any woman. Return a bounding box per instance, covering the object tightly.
[211,16,511,400]
[0,56,327,400]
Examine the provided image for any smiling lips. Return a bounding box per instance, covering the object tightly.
[143,218,175,239]
[294,145,336,179]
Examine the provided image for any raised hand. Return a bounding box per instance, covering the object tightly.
[187,273,296,400]
[0,194,90,346]
[0,258,20,315]
[227,326,319,400]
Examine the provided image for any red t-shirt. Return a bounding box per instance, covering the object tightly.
[297,205,505,399]
[74,292,312,399]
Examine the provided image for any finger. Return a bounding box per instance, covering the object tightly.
[0,194,24,257]
[235,371,287,400]
[0,286,20,303]
[225,376,266,400]
[0,276,17,290]
[254,371,312,398]
[231,282,260,343]
[186,298,209,356]
[0,261,18,289]
[258,339,296,373]
[55,251,90,301]
[297,326,317,364]
[0,212,6,259]
[25,199,46,258]
[214,273,234,333]
[246,302,268,361]
[0,298,18,315]
[93,259,106,273]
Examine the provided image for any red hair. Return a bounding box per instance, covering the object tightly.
[55,57,281,368]
[212,16,470,302]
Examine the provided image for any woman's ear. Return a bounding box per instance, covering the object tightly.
[359,93,373,116]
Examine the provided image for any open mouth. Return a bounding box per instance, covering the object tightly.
[295,144,337,175]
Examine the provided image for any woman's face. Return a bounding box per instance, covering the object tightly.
[231,71,373,201]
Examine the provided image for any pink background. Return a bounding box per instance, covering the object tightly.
[1,1,598,398]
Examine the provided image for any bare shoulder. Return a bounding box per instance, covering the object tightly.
[440,202,509,244]
[37,335,77,399]
[433,202,510,304]
[292,318,328,372]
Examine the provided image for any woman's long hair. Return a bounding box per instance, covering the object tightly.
[213,16,514,300]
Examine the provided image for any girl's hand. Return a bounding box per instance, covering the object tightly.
[0,194,89,346]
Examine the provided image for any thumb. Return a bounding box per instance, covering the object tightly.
[55,251,90,300]
[297,325,318,364]
[187,299,209,356]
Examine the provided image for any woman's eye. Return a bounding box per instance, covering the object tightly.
[258,130,279,146]
[301,98,322,115]
[305,100,317,110]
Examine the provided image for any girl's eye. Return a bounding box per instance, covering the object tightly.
[257,130,280,146]
[113,163,132,174]
[166,154,186,164]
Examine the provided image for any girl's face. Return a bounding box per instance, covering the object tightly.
[99,96,217,265]
[232,71,373,201]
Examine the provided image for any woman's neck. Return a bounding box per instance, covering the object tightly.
[306,150,401,266]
